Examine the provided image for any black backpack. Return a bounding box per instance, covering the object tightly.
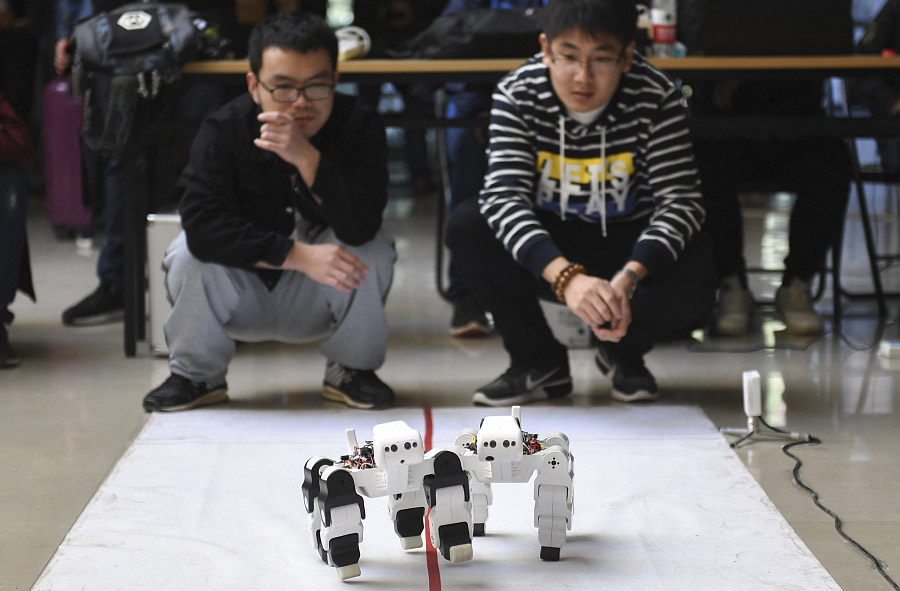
[70,2,219,152]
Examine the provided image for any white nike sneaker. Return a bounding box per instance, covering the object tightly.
[472,365,572,406]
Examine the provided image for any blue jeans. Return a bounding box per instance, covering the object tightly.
[0,164,28,325]
[96,150,125,285]
[89,73,126,285]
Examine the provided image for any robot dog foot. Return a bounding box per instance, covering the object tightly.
[328,533,362,580]
[336,564,361,581]
[424,450,474,564]
[540,545,561,561]
[394,506,425,550]
[437,522,474,563]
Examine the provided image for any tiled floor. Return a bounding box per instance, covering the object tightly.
[2,183,899,591]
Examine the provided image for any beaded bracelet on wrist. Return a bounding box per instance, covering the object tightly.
[553,262,586,303]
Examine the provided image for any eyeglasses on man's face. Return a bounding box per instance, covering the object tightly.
[256,76,335,103]
[548,50,625,75]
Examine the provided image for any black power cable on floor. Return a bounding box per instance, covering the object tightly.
[758,417,900,591]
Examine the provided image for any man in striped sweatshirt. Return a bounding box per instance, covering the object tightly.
[446,0,716,406]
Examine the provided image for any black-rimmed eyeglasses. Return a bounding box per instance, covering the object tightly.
[256,76,335,103]
[548,50,624,75]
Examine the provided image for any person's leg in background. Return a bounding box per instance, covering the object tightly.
[61,72,125,325]
[60,145,125,325]
[776,138,851,335]
[693,139,758,337]
[0,164,30,368]
[444,87,492,337]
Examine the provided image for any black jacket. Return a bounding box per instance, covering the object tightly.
[179,92,388,290]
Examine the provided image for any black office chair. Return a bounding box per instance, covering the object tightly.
[842,142,900,315]
[834,80,896,318]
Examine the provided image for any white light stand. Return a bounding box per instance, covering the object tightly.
[720,370,809,448]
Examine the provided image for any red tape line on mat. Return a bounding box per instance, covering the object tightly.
[423,405,441,591]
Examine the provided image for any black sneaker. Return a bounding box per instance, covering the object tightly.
[472,365,572,406]
[594,344,659,403]
[143,374,229,412]
[1,325,20,369]
[62,281,124,326]
[450,292,492,338]
[322,362,395,409]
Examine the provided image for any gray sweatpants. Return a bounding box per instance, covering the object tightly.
[161,227,395,385]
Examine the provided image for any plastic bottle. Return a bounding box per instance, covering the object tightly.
[651,0,677,57]
[635,4,653,55]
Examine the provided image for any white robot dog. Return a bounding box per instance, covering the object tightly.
[301,407,574,580]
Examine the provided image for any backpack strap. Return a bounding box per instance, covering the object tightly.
[79,74,140,153]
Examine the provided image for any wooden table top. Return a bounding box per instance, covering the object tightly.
[182,55,900,76]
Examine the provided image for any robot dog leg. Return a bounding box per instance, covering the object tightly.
[454,428,492,536]
[423,449,474,563]
[317,466,366,580]
[469,478,492,537]
[301,456,334,563]
[533,440,574,561]
[388,488,427,550]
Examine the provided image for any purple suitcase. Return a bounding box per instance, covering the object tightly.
[43,79,92,232]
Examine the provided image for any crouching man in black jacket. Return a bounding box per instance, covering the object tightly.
[143,12,396,412]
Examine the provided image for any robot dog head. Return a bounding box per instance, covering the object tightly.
[476,415,523,462]
[372,421,424,467]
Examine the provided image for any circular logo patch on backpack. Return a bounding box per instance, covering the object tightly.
[117,10,153,31]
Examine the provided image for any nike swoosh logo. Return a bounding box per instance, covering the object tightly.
[525,368,558,391]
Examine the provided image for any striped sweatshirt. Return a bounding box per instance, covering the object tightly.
[478,52,705,279]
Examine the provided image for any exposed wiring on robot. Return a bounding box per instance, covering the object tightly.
[758,417,900,591]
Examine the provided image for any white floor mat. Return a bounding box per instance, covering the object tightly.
[33,406,840,590]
